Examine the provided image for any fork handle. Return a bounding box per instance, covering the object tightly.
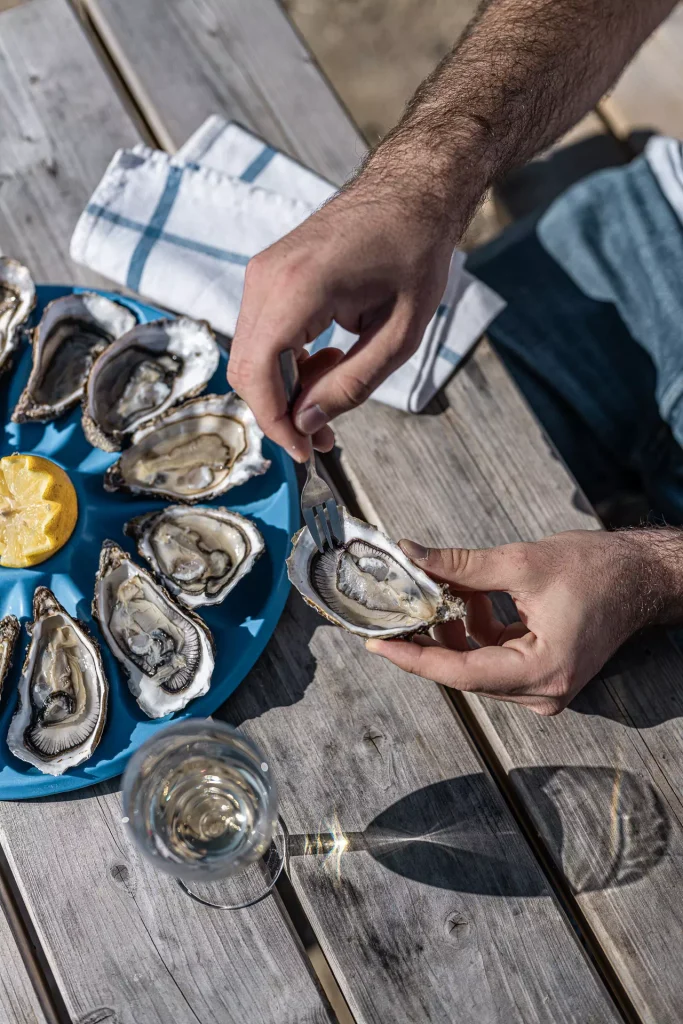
[279,349,301,411]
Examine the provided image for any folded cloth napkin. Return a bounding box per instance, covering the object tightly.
[71,116,505,412]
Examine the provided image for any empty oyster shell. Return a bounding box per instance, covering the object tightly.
[12,293,136,423]
[287,510,465,638]
[104,393,270,503]
[125,505,265,608]
[82,317,220,451]
[7,589,108,775]
[0,257,35,379]
[93,541,214,718]
[0,615,20,699]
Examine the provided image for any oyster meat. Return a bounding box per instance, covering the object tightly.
[82,317,220,451]
[93,541,214,718]
[12,293,136,423]
[104,393,270,503]
[125,505,265,608]
[0,257,35,379]
[7,589,108,775]
[287,510,465,638]
[0,615,20,698]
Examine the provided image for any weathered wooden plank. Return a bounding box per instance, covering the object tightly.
[79,1,637,1022]
[0,881,48,1024]
[85,0,362,180]
[85,0,683,1021]
[600,3,683,139]
[0,4,334,1022]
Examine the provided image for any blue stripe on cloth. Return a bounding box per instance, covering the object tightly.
[127,165,185,291]
[87,204,250,267]
[240,146,276,183]
[309,323,335,354]
[437,344,461,367]
[436,303,449,318]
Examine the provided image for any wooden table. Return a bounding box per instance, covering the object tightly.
[0,1,683,1022]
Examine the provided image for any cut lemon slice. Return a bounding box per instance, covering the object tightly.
[0,454,78,568]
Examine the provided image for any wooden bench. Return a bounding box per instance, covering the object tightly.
[0,1,681,1021]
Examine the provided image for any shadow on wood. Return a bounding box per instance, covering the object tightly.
[287,766,669,897]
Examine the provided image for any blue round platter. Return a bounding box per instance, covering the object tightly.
[0,286,298,799]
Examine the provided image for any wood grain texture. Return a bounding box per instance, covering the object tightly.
[600,3,683,139]
[0,892,47,1024]
[77,1,641,1022]
[85,0,683,1020]
[0,3,333,1022]
[85,0,363,181]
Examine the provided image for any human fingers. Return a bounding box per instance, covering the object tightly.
[228,261,330,460]
[431,618,469,650]
[398,539,542,594]
[365,637,526,693]
[293,303,424,434]
[298,349,344,451]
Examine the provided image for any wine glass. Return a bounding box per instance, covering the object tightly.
[121,719,285,909]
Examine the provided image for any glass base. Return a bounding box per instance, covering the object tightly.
[176,818,287,909]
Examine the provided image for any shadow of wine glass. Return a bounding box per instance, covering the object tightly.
[288,764,670,898]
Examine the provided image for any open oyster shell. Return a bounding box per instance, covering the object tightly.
[93,541,215,718]
[0,257,35,379]
[104,393,270,503]
[125,505,265,609]
[82,317,220,451]
[287,510,465,638]
[7,589,108,775]
[0,615,20,699]
[12,292,136,423]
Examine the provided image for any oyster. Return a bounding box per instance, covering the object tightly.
[93,541,214,718]
[0,616,20,698]
[12,293,136,423]
[125,505,265,608]
[82,317,220,451]
[104,393,270,503]
[7,589,108,775]
[0,258,35,379]
[287,510,465,638]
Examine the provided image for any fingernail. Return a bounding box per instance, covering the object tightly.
[296,403,328,435]
[289,444,309,464]
[399,539,429,560]
[365,639,384,654]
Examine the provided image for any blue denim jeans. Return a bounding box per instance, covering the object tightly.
[467,156,683,524]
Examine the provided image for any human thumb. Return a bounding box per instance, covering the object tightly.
[399,539,528,593]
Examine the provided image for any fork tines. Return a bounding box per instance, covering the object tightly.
[304,500,343,553]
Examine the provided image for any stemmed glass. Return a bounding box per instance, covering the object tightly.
[122,719,285,909]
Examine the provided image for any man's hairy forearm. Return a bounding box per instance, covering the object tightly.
[618,529,683,630]
[359,0,676,237]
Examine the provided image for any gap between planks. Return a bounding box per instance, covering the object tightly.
[0,839,68,1024]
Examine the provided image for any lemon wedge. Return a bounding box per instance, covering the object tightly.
[0,454,78,568]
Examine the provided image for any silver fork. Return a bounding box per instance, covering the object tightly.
[279,350,344,553]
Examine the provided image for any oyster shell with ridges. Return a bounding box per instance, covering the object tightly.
[7,589,108,775]
[12,292,136,423]
[287,510,465,638]
[92,541,214,718]
[82,317,220,451]
[103,393,270,503]
[125,505,265,608]
[0,616,20,699]
[0,257,35,379]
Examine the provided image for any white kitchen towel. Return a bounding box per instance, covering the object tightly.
[71,116,505,412]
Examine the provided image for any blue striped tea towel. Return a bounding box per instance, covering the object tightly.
[71,116,505,413]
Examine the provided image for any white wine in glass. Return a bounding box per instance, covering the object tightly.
[122,719,285,908]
